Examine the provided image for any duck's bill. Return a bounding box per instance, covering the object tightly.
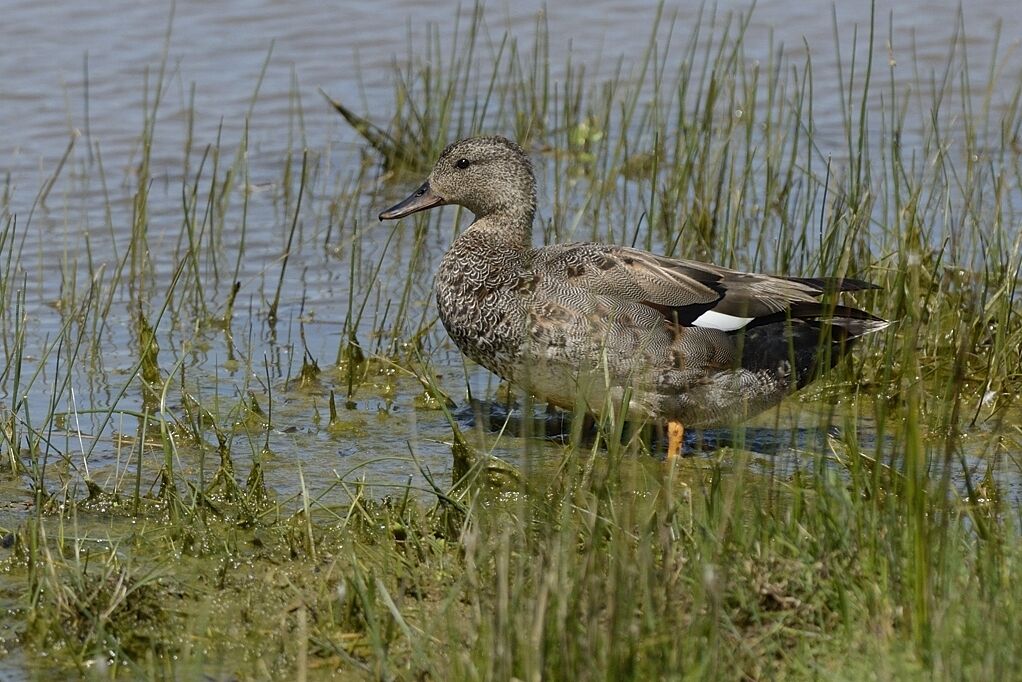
[378,182,445,220]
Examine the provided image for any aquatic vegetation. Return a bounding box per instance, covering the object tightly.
[0,3,1019,679]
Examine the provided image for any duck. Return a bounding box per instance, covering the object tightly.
[379,136,888,458]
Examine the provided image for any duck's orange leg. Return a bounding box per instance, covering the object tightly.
[667,420,684,459]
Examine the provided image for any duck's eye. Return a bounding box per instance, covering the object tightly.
[455,158,471,170]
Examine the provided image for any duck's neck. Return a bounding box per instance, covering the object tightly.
[466,204,535,252]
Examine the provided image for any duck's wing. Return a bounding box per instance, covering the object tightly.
[533,243,879,331]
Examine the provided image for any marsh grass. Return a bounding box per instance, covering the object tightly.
[0,2,1020,679]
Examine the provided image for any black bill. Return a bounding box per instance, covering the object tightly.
[378,181,445,220]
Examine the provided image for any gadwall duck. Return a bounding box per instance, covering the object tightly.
[380,136,887,457]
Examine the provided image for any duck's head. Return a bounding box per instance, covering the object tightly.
[379,136,536,222]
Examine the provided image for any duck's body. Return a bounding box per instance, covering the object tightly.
[381,136,887,455]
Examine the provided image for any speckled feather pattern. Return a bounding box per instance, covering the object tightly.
[384,136,887,428]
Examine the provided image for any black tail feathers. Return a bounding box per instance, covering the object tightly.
[738,316,889,389]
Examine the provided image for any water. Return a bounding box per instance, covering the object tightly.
[0,0,1020,502]
[6,1,1021,191]
[5,0,1020,178]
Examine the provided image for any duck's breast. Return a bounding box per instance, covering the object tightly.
[434,246,529,378]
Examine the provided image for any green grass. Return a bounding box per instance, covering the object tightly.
[0,2,1021,679]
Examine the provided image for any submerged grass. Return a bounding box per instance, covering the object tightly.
[0,2,1021,679]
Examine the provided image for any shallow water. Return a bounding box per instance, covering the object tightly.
[1,0,1020,504]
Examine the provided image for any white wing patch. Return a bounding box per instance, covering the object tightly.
[691,310,755,331]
